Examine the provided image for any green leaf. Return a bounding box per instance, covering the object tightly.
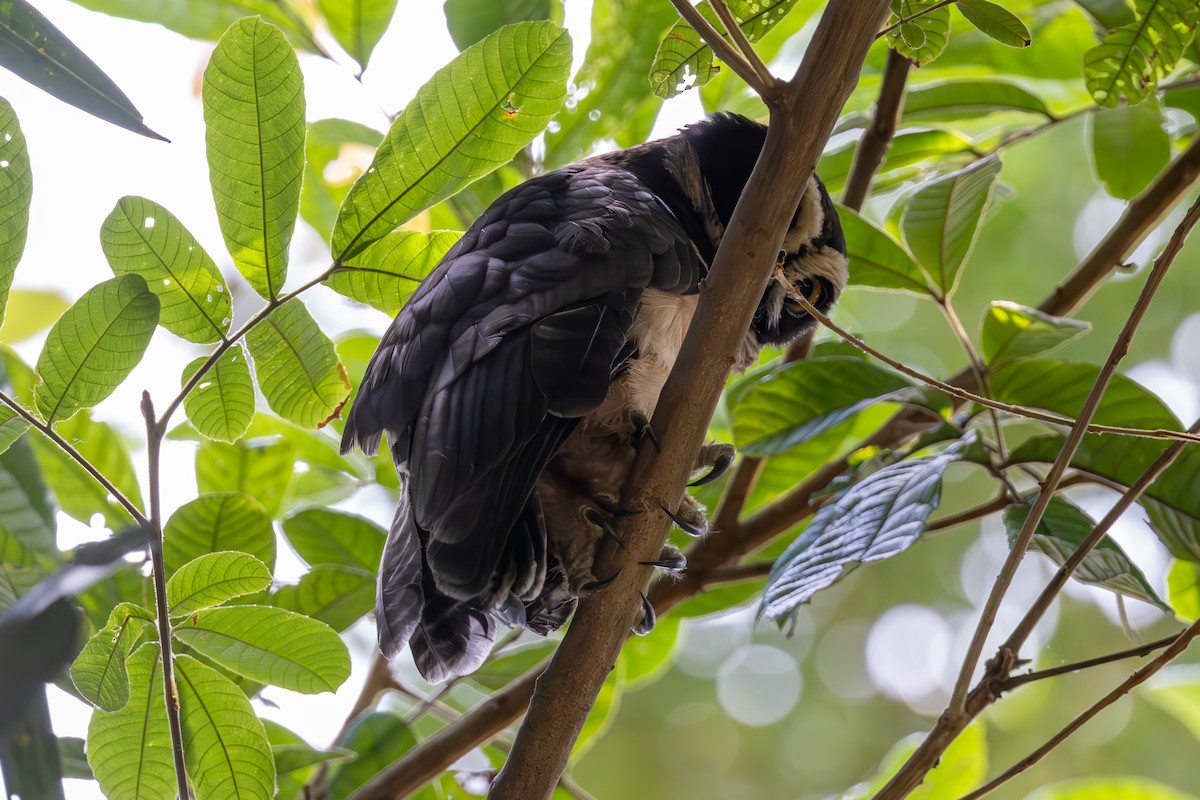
[1091,98,1171,200]
[543,0,674,167]
[901,156,1002,294]
[649,0,800,99]
[59,736,92,780]
[204,17,305,299]
[246,299,349,429]
[331,21,571,262]
[163,493,275,576]
[100,196,231,343]
[837,205,935,295]
[732,358,913,456]
[174,605,350,694]
[70,603,154,712]
[271,566,375,632]
[980,301,1091,366]
[0,0,163,139]
[443,0,559,50]
[33,274,159,423]
[326,712,416,800]
[846,720,988,800]
[174,654,275,800]
[619,616,680,690]
[0,290,67,344]
[328,230,459,316]
[31,411,144,528]
[990,359,1178,429]
[1076,0,1138,28]
[956,0,1031,47]
[1028,777,1200,800]
[1004,497,1167,608]
[1084,0,1200,107]
[1167,559,1200,619]
[886,1,952,66]
[901,80,1052,121]
[0,405,27,457]
[0,443,54,556]
[181,345,255,443]
[166,551,272,617]
[468,641,556,691]
[762,437,973,629]
[281,508,385,572]
[195,437,296,519]
[0,98,30,330]
[86,644,175,800]
[819,129,979,195]
[301,119,383,243]
[317,0,399,69]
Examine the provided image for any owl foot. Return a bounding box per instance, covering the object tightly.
[661,493,709,537]
[624,406,660,452]
[582,506,624,548]
[582,568,623,594]
[632,592,656,636]
[690,442,736,486]
[640,543,686,578]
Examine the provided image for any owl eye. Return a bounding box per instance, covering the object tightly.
[806,277,823,305]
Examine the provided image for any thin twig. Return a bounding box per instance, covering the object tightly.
[843,47,911,210]
[959,619,1200,800]
[140,392,190,800]
[703,561,774,584]
[925,494,1010,534]
[666,0,775,98]
[708,0,779,92]
[876,0,958,40]
[999,633,1181,691]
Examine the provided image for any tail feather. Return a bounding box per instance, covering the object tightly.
[410,605,496,683]
[376,499,425,659]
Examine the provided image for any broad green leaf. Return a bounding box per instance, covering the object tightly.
[67,0,323,53]
[271,566,375,632]
[543,0,674,167]
[174,605,350,694]
[845,721,987,800]
[328,230,459,316]
[317,0,399,69]
[163,492,275,575]
[762,437,973,629]
[1029,777,1200,800]
[181,345,254,443]
[901,156,1002,294]
[443,0,559,50]
[901,80,1052,121]
[59,736,92,780]
[1091,98,1170,200]
[31,411,144,528]
[0,444,54,555]
[301,119,383,242]
[619,616,680,689]
[281,508,385,572]
[100,196,231,343]
[0,0,162,139]
[1076,0,1138,28]
[1168,560,1200,619]
[649,0,799,99]
[70,602,154,712]
[166,551,272,617]
[326,712,417,800]
[468,641,556,691]
[0,405,27,456]
[990,360,1178,429]
[819,129,978,194]
[956,0,1031,47]
[245,299,349,429]
[1004,497,1167,608]
[0,290,67,343]
[265,720,354,799]
[886,1,951,66]
[0,98,31,329]
[195,437,296,519]
[980,301,1091,366]
[204,17,305,299]
[1084,0,1200,107]
[732,358,912,456]
[331,21,571,262]
[86,644,175,800]
[174,654,274,800]
[837,205,935,295]
[33,274,159,423]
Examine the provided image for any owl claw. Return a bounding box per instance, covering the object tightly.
[582,506,624,548]
[582,568,623,594]
[689,443,736,486]
[632,592,656,636]
[660,504,706,537]
[639,544,687,577]
[625,406,661,453]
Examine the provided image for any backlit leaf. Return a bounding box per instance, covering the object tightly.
[70,603,153,712]
[328,230,458,316]
[166,551,272,617]
[31,411,143,528]
[901,80,1051,121]
[301,119,383,242]
[1090,98,1170,200]
[181,345,255,443]
[980,301,1090,366]
[956,0,1032,47]
[0,98,30,329]
[1084,0,1200,107]
[195,437,295,519]
[271,566,374,632]
[317,0,399,69]
[163,492,275,576]
[0,290,67,344]
[443,0,559,50]
[886,0,951,66]
[281,508,385,572]
[837,205,935,295]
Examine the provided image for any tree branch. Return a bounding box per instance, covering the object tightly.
[708,0,778,93]
[666,0,777,99]
[999,633,1181,691]
[842,47,911,210]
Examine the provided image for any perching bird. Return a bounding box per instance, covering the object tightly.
[341,113,848,682]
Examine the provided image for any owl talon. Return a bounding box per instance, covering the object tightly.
[625,406,661,453]
[582,568,623,593]
[639,544,686,577]
[582,506,623,548]
[690,443,736,486]
[660,504,706,537]
[632,592,656,636]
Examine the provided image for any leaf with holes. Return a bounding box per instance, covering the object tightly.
[175,654,275,800]
[762,436,973,629]
[204,17,305,299]
[732,358,913,456]
[182,345,254,443]
[649,0,799,99]
[174,605,350,694]
[886,0,951,66]
[101,196,231,344]
[0,99,31,330]
[86,644,175,800]
[1091,98,1170,200]
[167,551,272,617]
[33,275,159,423]
[163,492,275,576]
[1084,0,1200,107]
[957,0,1031,47]
[271,566,375,632]
[837,205,935,295]
[331,21,571,262]
[245,299,349,429]
[328,230,459,316]
[901,156,1002,294]
[980,302,1090,366]
[281,508,385,572]
[317,0,399,69]
[1005,497,1167,609]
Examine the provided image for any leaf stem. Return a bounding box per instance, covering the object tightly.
[999,633,1181,691]
[139,392,190,800]
[875,0,959,40]
[708,0,779,92]
[667,0,777,98]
